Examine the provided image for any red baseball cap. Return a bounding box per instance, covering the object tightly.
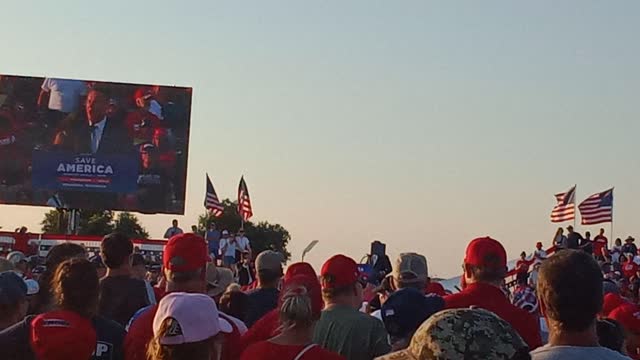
[602,293,627,317]
[30,310,97,360]
[464,237,507,268]
[610,304,640,334]
[284,262,317,283]
[425,281,447,296]
[163,233,210,272]
[320,254,360,289]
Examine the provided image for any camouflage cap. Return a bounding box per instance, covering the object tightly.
[374,308,528,360]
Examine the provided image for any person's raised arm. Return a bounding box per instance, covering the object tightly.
[38,78,52,110]
[37,89,50,110]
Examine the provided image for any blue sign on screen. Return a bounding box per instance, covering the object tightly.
[32,150,139,193]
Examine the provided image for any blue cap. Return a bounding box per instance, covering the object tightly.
[89,255,105,268]
[0,271,27,305]
[381,287,445,338]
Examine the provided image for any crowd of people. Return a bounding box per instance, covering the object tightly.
[0,75,191,213]
[165,220,255,286]
[514,227,640,318]
[0,227,637,359]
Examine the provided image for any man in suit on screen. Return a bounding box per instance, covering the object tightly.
[51,86,133,210]
[53,86,132,155]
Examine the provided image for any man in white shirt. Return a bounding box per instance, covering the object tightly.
[219,231,238,272]
[38,78,88,136]
[235,229,252,258]
[39,78,88,114]
[533,242,548,265]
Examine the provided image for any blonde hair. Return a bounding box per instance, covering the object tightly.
[146,318,223,360]
[279,285,313,332]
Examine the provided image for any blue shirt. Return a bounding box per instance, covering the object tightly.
[206,229,221,254]
[245,288,280,327]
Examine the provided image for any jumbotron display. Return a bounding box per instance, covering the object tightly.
[0,75,192,214]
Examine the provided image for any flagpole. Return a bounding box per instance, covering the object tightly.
[573,184,577,229]
[610,188,614,240]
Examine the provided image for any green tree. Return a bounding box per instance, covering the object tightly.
[198,199,291,261]
[114,212,150,239]
[80,210,115,236]
[246,221,291,261]
[41,210,146,238]
[41,210,67,234]
[197,199,243,233]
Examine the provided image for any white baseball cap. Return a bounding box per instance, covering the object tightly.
[7,251,26,265]
[24,278,39,295]
[153,292,232,345]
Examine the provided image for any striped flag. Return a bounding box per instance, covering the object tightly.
[579,188,614,225]
[550,185,576,223]
[204,174,223,217]
[238,176,253,221]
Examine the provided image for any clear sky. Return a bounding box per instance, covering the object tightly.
[0,1,639,277]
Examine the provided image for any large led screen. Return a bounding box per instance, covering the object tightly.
[0,75,192,214]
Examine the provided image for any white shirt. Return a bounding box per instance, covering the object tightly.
[90,117,107,154]
[236,236,251,252]
[530,345,630,359]
[41,78,88,113]
[534,249,548,264]
[220,238,237,257]
[612,246,623,263]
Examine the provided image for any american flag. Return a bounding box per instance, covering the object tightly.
[550,185,576,223]
[237,176,253,221]
[204,174,223,217]
[579,188,614,225]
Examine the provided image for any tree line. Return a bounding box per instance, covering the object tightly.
[40,199,291,261]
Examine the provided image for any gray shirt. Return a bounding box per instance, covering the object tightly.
[163,226,183,239]
[531,345,630,360]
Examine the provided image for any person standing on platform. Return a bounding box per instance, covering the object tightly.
[163,219,183,239]
[206,223,222,264]
[565,226,583,250]
[553,228,567,251]
[594,228,609,261]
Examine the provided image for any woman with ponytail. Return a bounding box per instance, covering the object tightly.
[240,274,344,360]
